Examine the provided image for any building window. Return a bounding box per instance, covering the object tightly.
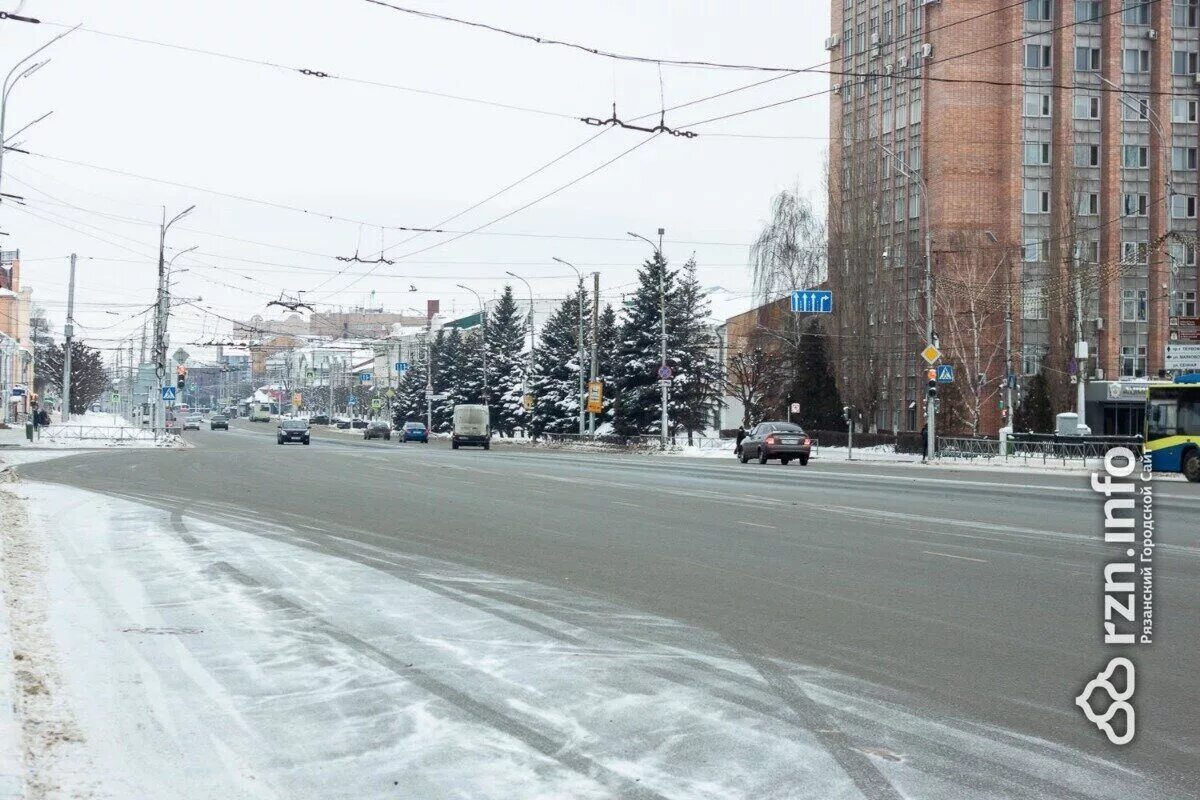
[1023,189,1050,213]
[1176,290,1199,317]
[1173,50,1199,76]
[1172,146,1198,170]
[1022,344,1047,375]
[1124,193,1149,216]
[910,97,921,124]
[1024,142,1051,165]
[1122,288,1149,322]
[1076,0,1102,21]
[1025,44,1052,69]
[1122,241,1149,263]
[1075,46,1102,71]
[909,143,921,171]
[1123,48,1151,73]
[1081,240,1101,263]
[1074,95,1101,119]
[1173,98,1199,123]
[911,0,922,31]
[1123,0,1152,24]
[1122,144,1149,168]
[1077,192,1100,215]
[1075,144,1100,167]
[882,10,893,41]
[1171,241,1198,266]
[1024,92,1052,117]
[1171,194,1198,218]
[1022,239,1042,262]
[1023,287,1048,320]
[1121,345,1148,378]
[1121,96,1150,121]
[1175,0,1199,28]
[1025,0,1052,20]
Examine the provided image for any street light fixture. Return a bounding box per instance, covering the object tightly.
[456,284,489,400]
[0,24,78,195]
[628,228,669,448]
[505,270,537,408]
[552,256,588,435]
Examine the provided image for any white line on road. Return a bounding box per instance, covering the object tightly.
[922,551,989,563]
[612,501,641,508]
[736,521,777,530]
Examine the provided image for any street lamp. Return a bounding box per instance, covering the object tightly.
[0,24,77,195]
[456,284,489,401]
[877,144,935,460]
[505,270,536,406]
[628,228,668,448]
[155,205,194,427]
[552,257,587,435]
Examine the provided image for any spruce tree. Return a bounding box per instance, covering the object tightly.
[1015,371,1054,432]
[671,257,720,439]
[460,328,487,405]
[430,328,461,431]
[391,358,429,426]
[485,285,528,436]
[789,318,843,431]
[528,290,586,437]
[613,252,686,436]
[594,303,620,426]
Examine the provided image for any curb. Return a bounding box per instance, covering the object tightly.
[0,486,26,799]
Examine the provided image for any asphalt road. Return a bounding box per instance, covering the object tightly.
[18,420,1200,797]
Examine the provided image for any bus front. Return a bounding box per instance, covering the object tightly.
[1145,374,1200,481]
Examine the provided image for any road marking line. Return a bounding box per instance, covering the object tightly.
[736,521,776,529]
[612,501,641,508]
[922,551,988,563]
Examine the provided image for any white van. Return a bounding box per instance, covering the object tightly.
[249,403,272,422]
[451,404,490,450]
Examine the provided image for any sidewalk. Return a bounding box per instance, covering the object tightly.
[0,480,27,799]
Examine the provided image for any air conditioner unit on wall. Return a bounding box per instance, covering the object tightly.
[825,34,841,50]
[885,63,894,74]
[921,43,933,59]
[1096,316,1104,330]
[898,55,908,68]
[1147,29,1158,40]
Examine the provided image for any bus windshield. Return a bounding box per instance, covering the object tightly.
[1147,386,1200,439]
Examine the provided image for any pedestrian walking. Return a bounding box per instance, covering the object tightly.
[735,425,747,456]
[920,424,929,461]
[31,402,42,440]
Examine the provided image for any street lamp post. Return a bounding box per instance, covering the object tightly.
[878,145,934,460]
[552,257,587,435]
[155,206,195,428]
[456,284,489,402]
[0,25,77,196]
[628,229,668,449]
[505,271,536,410]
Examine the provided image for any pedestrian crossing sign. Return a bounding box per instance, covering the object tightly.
[936,364,955,383]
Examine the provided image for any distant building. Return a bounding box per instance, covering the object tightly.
[0,249,33,422]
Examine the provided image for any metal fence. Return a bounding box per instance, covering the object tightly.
[36,425,182,444]
[937,436,1142,466]
[530,432,818,456]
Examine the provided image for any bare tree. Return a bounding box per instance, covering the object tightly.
[722,341,786,427]
[825,153,886,431]
[934,233,1012,435]
[749,186,826,303]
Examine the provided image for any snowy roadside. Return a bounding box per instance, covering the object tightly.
[0,479,1153,799]
[2,414,186,452]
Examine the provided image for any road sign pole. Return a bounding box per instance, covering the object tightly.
[61,253,76,422]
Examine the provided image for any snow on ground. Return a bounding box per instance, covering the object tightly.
[12,414,185,451]
[0,482,1162,799]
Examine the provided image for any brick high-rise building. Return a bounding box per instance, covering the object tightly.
[828,0,1199,435]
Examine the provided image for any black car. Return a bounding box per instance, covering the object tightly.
[351,418,369,429]
[309,413,330,425]
[277,419,311,445]
[738,422,812,465]
[364,420,391,440]
[209,414,229,430]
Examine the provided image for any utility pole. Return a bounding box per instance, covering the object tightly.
[658,227,668,449]
[154,205,194,428]
[60,252,75,422]
[589,271,600,435]
[1005,300,1014,427]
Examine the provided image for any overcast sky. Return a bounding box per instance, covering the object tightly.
[1,0,831,360]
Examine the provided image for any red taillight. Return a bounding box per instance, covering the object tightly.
[765,436,777,445]
[803,438,811,446]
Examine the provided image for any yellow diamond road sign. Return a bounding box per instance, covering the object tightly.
[921,345,941,364]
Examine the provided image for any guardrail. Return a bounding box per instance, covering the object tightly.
[36,425,182,444]
[937,436,1142,466]
[529,432,821,456]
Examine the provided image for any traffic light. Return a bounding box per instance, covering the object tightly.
[177,366,187,392]
[926,368,938,398]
